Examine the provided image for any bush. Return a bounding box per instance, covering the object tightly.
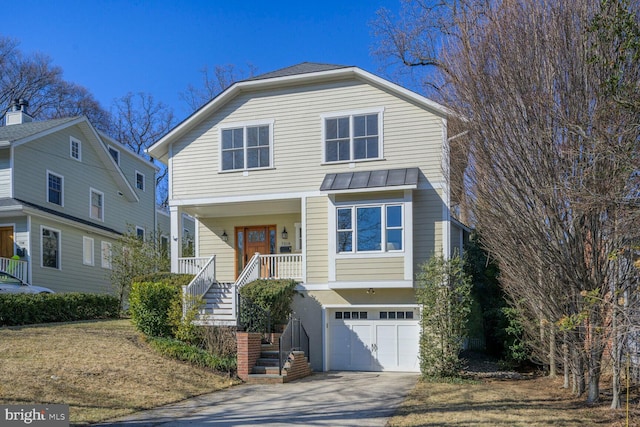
[238,279,297,328]
[0,293,120,326]
[199,326,237,359]
[147,336,236,373]
[129,273,193,338]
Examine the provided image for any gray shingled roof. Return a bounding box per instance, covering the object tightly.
[0,117,80,143]
[320,168,420,191]
[246,62,352,82]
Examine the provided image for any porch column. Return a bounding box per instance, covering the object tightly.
[170,205,182,273]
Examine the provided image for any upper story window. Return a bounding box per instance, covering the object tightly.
[135,171,145,191]
[219,120,274,172]
[108,146,120,164]
[337,203,403,253]
[90,188,104,221]
[70,137,82,161]
[323,108,383,163]
[47,171,63,206]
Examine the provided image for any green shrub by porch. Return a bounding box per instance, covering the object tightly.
[238,279,298,327]
[129,273,194,338]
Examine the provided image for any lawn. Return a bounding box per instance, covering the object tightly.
[388,375,639,427]
[0,319,237,425]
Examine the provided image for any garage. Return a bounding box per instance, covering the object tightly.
[328,307,420,372]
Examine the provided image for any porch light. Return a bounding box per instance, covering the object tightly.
[221,230,228,242]
[281,227,288,239]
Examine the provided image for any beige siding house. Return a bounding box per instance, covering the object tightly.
[148,63,469,373]
[0,103,158,293]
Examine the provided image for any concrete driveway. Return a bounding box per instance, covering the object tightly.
[94,371,418,427]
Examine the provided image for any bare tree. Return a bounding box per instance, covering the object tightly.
[373,0,640,405]
[0,36,109,128]
[179,63,256,111]
[110,92,175,206]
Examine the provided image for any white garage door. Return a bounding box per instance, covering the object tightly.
[329,308,420,372]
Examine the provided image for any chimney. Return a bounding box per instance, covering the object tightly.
[4,98,33,126]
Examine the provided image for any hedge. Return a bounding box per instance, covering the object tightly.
[0,293,120,326]
[128,273,194,338]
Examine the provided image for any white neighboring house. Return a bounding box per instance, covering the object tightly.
[0,101,158,293]
[148,63,469,373]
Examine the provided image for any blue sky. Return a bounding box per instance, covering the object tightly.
[2,0,402,120]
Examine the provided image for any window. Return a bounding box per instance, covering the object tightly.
[220,121,273,171]
[41,227,60,269]
[108,146,120,164]
[136,226,145,240]
[83,236,94,266]
[323,109,382,163]
[70,137,81,161]
[90,189,104,221]
[379,311,414,320]
[335,311,368,320]
[47,171,63,206]
[337,204,403,253]
[135,171,145,191]
[101,241,112,269]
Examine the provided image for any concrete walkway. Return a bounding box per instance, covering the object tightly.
[94,371,418,427]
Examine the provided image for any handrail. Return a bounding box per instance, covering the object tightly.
[0,257,28,282]
[182,255,216,317]
[178,257,210,275]
[278,316,310,376]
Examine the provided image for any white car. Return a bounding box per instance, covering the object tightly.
[0,271,55,294]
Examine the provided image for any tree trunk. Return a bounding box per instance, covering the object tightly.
[587,347,601,403]
[610,294,620,409]
[549,326,556,377]
[573,348,585,396]
[563,333,569,389]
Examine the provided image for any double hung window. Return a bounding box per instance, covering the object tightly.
[337,204,403,253]
[324,109,382,163]
[220,121,273,171]
[47,171,63,206]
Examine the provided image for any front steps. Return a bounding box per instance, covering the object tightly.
[238,332,312,384]
[195,282,236,325]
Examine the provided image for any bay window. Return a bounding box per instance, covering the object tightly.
[336,203,403,253]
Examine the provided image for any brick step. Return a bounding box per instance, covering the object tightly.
[251,365,281,375]
[245,373,285,384]
[255,358,279,367]
[259,350,279,359]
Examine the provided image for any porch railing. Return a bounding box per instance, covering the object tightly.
[178,257,210,275]
[257,254,303,280]
[0,257,28,282]
[182,255,216,317]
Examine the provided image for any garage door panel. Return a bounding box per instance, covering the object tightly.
[329,308,420,373]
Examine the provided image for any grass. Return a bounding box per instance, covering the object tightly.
[0,319,238,425]
[388,375,640,427]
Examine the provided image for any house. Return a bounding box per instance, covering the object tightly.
[148,63,468,373]
[0,100,158,293]
[156,209,196,256]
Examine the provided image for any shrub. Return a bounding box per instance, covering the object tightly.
[238,279,297,328]
[0,293,120,326]
[129,273,193,338]
[199,326,237,359]
[147,336,236,373]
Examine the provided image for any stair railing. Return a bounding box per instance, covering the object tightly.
[278,316,309,375]
[182,255,216,317]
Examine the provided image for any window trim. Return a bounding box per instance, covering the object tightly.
[89,188,104,221]
[70,137,82,161]
[335,202,404,255]
[46,170,64,206]
[108,146,120,165]
[321,107,384,165]
[101,241,112,269]
[218,119,275,173]
[135,170,145,191]
[83,236,94,266]
[41,225,61,270]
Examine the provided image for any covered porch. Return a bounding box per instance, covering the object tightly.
[0,256,28,282]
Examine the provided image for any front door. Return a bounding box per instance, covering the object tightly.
[0,226,14,258]
[235,225,276,278]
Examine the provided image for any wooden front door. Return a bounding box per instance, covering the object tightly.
[0,226,14,258]
[235,225,276,278]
